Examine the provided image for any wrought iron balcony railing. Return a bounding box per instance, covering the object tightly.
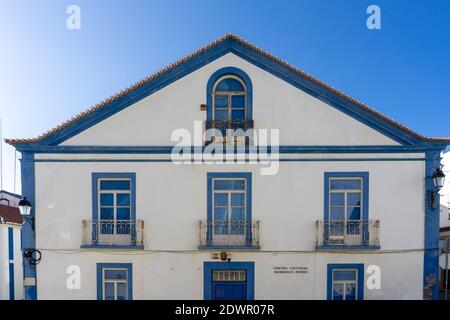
[316,220,380,247]
[199,220,260,248]
[82,219,144,247]
[205,120,254,145]
[205,120,254,132]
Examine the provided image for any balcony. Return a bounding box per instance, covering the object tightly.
[205,120,254,145]
[205,120,254,131]
[82,219,144,249]
[316,220,380,249]
[199,220,260,249]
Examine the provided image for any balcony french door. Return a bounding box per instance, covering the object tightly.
[213,178,246,246]
[327,177,363,244]
[98,179,132,245]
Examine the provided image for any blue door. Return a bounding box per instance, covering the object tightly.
[212,270,247,300]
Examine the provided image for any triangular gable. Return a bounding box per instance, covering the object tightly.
[5,34,449,148]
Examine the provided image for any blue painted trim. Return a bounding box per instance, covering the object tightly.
[204,261,254,300]
[81,245,144,250]
[9,263,14,300]
[91,173,136,245]
[20,152,37,300]
[8,227,14,300]
[14,144,448,154]
[8,227,14,260]
[206,67,253,121]
[327,263,364,300]
[423,151,441,300]
[324,172,369,244]
[206,172,252,246]
[34,157,426,163]
[317,245,380,251]
[10,38,446,149]
[96,263,133,300]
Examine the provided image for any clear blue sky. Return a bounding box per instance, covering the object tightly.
[0,0,449,193]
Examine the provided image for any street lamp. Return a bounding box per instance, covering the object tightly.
[19,197,41,266]
[431,167,445,208]
[19,197,34,230]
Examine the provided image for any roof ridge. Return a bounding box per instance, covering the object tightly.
[5,33,450,145]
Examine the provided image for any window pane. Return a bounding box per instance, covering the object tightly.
[330,207,345,220]
[104,282,115,300]
[100,180,130,191]
[214,95,228,108]
[117,283,127,300]
[231,110,245,120]
[214,193,228,206]
[231,208,245,221]
[347,207,361,220]
[117,208,131,220]
[214,179,245,190]
[214,207,228,221]
[334,270,356,281]
[231,96,245,109]
[231,193,244,206]
[117,193,130,206]
[347,193,361,206]
[330,179,361,190]
[345,283,356,300]
[215,78,245,92]
[214,110,228,120]
[332,283,344,300]
[100,208,114,220]
[105,269,127,280]
[100,193,114,206]
[330,193,344,206]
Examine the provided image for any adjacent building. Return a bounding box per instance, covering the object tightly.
[439,152,450,298]
[0,191,24,300]
[5,34,449,300]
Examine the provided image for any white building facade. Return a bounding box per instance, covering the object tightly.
[6,34,449,300]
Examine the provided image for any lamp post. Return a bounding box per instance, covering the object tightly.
[431,167,445,208]
[19,195,41,300]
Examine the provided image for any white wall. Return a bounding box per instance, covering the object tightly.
[36,251,423,300]
[34,158,424,251]
[61,53,399,147]
[0,226,8,299]
[33,155,425,299]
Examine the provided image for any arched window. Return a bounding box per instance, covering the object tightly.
[212,75,247,124]
[205,67,253,144]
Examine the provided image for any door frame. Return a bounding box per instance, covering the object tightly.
[204,261,255,300]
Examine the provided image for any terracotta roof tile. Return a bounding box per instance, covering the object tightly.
[0,204,23,225]
[5,33,450,145]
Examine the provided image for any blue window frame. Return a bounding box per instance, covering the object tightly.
[206,172,253,248]
[204,261,254,300]
[91,173,136,245]
[327,264,364,300]
[206,67,253,136]
[323,172,369,245]
[97,263,133,300]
